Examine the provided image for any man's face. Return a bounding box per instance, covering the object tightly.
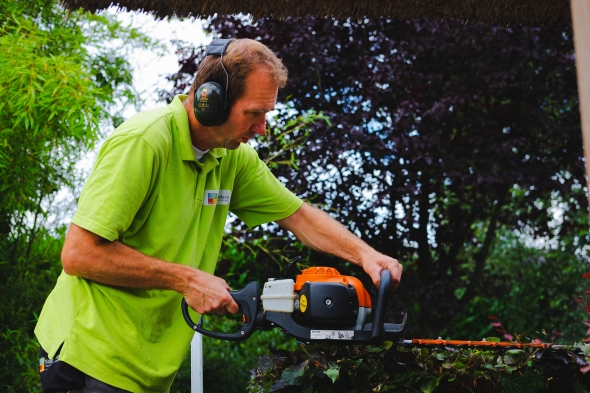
[212,68,278,150]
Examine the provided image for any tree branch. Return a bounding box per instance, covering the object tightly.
[460,189,508,308]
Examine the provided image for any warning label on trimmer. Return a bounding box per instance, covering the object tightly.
[310,330,354,340]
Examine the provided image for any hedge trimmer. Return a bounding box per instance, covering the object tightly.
[181,260,571,350]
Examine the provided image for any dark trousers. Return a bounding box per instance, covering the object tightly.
[71,375,131,393]
[40,346,130,393]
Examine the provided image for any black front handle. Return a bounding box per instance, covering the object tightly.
[371,269,392,340]
[181,281,261,341]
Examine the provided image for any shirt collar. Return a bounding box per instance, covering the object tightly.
[169,95,196,162]
[169,95,228,171]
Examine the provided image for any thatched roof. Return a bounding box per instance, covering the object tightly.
[62,0,571,25]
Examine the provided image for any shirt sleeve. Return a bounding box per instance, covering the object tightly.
[72,135,159,241]
[230,145,303,228]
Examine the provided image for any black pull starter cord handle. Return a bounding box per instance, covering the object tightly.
[181,281,261,341]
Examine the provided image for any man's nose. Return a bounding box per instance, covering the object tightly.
[250,116,267,135]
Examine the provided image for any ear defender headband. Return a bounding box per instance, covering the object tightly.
[193,39,232,127]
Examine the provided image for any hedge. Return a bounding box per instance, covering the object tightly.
[249,340,590,392]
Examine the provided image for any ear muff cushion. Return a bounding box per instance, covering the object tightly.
[194,81,230,127]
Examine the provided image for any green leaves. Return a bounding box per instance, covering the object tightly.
[281,363,307,385]
[503,349,527,366]
[261,109,330,171]
[0,2,148,222]
[323,367,340,383]
[500,370,543,393]
[419,376,440,393]
[250,343,590,392]
[0,1,154,391]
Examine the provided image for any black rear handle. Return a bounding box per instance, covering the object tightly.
[181,281,261,341]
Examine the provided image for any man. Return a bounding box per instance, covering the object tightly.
[35,38,402,392]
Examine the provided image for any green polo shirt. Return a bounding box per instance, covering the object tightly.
[35,95,303,392]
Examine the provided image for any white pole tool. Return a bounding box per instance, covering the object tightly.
[191,333,203,393]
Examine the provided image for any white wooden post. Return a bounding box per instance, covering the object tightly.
[191,333,203,393]
[571,0,590,211]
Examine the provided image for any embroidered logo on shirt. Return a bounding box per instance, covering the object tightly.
[203,190,231,206]
[207,192,218,205]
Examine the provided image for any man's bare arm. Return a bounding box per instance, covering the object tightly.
[61,223,239,315]
[276,203,402,289]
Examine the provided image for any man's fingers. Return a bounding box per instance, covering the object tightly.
[366,256,403,292]
[392,261,402,279]
[184,271,242,315]
[388,261,403,291]
[210,289,238,315]
[226,299,240,315]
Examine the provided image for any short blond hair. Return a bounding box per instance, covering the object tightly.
[191,38,288,106]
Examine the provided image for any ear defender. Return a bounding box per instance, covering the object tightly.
[193,39,232,127]
[194,81,229,127]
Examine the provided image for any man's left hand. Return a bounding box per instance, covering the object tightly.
[361,252,402,291]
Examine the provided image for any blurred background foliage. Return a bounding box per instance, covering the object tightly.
[1,2,589,392]
[165,15,589,391]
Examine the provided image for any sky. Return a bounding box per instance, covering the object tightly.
[115,9,210,114]
[78,10,210,162]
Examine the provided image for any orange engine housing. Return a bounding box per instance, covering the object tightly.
[294,267,372,308]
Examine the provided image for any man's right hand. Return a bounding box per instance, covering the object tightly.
[182,270,240,315]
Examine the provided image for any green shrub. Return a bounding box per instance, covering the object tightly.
[249,341,590,392]
[0,1,151,391]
